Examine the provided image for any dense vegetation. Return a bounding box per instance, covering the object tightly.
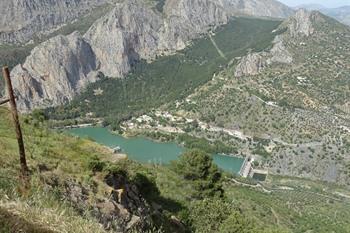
[171,149,224,199]
[140,130,237,154]
[47,17,281,128]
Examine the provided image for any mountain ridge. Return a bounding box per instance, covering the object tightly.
[9,0,294,112]
[294,4,350,26]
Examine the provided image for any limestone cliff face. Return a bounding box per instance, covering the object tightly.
[85,0,228,78]
[235,53,268,77]
[11,32,99,111]
[235,35,293,77]
[84,0,164,78]
[267,35,293,64]
[0,0,109,44]
[283,9,318,37]
[162,0,228,49]
[10,0,294,111]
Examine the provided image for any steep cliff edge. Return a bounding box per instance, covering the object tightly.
[11,32,99,111]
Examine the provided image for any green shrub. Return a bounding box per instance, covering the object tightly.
[172,149,223,199]
[87,155,106,172]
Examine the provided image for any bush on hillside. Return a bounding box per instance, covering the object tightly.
[172,149,223,199]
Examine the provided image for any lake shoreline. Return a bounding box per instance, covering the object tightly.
[66,126,245,174]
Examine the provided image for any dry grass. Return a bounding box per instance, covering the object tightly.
[0,177,107,233]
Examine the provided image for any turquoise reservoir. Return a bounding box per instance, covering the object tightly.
[67,127,244,173]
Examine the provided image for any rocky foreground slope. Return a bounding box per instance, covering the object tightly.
[8,0,293,111]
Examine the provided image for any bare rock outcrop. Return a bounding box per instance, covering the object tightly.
[234,53,268,77]
[45,172,154,232]
[267,35,293,64]
[283,9,317,37]
[11,32,99,111]
[235,35,293,77]
[84,0,164,78]
[0,0,109,44]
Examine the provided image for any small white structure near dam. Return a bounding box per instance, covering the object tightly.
[239,157,268,181]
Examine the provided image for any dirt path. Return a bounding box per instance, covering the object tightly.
[271,207,281,225]
[209,34,227,60]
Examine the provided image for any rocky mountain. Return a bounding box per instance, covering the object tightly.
[294,4,325,11]
[225,0,293,18]
[0,0,110,44]
[11,32,100,110]
[295,4,350,26]
[234,34,293,77]
[84,0,228,78]
[235,9,336,77]
[9,0,293,111]
[320,6,350,26]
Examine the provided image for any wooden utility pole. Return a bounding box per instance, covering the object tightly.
[2,66,29,179]
[0,98,10,105]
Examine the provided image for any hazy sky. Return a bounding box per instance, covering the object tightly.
[279,0,350,8]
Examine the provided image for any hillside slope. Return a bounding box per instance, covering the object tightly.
[321,6,350,26]
[1,107,350,232]
[155,9,350,185]
[0,106,163,232]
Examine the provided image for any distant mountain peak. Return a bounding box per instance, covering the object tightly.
[292,4,350,26]
[294,3,326,10]
[281,8,341,37]
[285,9,317,36]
